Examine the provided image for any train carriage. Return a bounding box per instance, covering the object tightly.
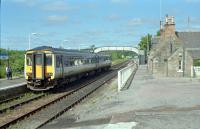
[25,46,111,91]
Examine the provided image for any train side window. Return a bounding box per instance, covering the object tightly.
[74,60,79,65]
[85,59,89,64]
[64,56,69,67]
[91,58,95,63]
[35,54,42,65]
[46,54,52,66]
[70,58,74,66]
[26,54,32,66]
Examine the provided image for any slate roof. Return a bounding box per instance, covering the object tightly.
[176,32,200,48]
[187,50,200,59]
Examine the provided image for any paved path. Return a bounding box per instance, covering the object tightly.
[40,65,200,129]
[0,77,26,89]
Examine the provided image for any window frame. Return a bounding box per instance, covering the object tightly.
[45,54,52,66]
[35,54,42,65]
[26,54,32,66]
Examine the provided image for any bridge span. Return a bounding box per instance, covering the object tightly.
[94,46,145,64]
[94,46,144,55]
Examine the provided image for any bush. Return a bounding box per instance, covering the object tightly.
[0,65,6,78]
[194,59,200,66]
[0,48,25,78]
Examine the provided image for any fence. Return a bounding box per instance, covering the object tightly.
[118,63,137,92]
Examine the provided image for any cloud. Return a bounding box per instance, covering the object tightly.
[107,14,121,21]
[46,15,68,23]
[10,0,39,6]
[127,18,143,26]
[185,0,200,3]
[190,17,200,24]
[110,0,130,3]
[42,1,78,11]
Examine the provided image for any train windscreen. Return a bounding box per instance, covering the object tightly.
[26,54,32,66]
[46,54,52,66]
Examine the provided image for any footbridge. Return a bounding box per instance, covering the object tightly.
[94,46,144,55]
[94,46,145,64]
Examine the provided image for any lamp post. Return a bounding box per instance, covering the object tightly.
[28,33,37,50]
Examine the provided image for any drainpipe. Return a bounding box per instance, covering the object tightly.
[183,47,185,77]
[167,59,168,77]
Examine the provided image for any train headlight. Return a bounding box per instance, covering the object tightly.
[26,73,32,76]
[47,73,53,76]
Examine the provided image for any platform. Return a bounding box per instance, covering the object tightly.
[41,65,200,129]
[0,77,26,90]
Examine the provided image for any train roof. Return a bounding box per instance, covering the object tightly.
[27,46,110,57]
[28,46,84,52]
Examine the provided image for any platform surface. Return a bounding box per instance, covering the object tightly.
[40,65,200,129]
[0,77,26,90]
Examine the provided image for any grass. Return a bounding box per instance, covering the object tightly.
[112,58,128,65]
[0,92,45,111]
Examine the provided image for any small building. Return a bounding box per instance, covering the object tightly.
[0,53,9,60]
[148,15,200,78]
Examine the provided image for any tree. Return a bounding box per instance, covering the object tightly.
[90,45,96,52]
[0,48,25,78]
[138,34,152,50]
[138,34,152,64]
[156,30,161,36]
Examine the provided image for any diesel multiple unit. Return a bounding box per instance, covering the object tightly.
[25,46,111,91]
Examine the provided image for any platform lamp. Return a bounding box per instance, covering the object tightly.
[62,40,68,49]
[28,33,37,50]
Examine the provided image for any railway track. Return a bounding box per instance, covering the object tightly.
[0,61,129,129]
[0,93,46,113]
[0,95,24,105]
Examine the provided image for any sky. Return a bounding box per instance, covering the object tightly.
[1,0,200,50]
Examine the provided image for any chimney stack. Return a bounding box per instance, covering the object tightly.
[164,14,175,37]
[160,20,163,36]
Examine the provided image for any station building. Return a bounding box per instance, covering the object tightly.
[148,15,200,78]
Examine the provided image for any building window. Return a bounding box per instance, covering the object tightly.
[178,60,182,70]
[177,59,183,72]
[177,53,183,72]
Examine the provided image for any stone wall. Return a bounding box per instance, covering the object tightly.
[168,48,183,77]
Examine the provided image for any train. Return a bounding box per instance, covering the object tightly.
[25,46,112,91]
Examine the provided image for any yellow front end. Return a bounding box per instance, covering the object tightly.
[25,50,55,90]
[36,65,42,79]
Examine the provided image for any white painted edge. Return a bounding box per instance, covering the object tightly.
[0,82,26,91]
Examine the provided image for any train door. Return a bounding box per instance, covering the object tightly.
[56,55,64,78]
[60,55,64,77]
[32,53,45,79]
[95,55,99,68]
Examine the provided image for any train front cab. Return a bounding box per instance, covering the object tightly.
[25,51,54,90]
